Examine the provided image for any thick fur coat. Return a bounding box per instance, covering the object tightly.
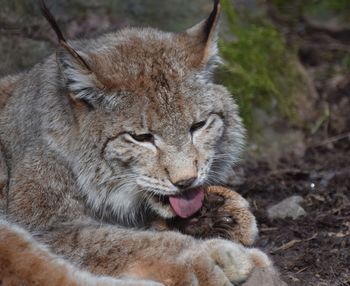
[0,1,282,285]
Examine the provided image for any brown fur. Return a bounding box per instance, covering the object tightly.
[152,186,258,246]
[0,222,79,286]
[205,186,258,245]
[0,143,7,204]
[0,1,281,285]
[0,220,160,286]
[0,75,20,109]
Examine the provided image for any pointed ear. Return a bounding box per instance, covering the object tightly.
[40,0,105,107]
[185,0,221,71]
[40,0,91,72]
[56,48,105,108]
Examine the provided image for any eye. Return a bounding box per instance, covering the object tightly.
[130,133,154,143]
[190,121,206,133]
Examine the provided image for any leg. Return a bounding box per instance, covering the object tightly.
[152,186,258,246]
[0,220,162,286]
[40,222,273,286]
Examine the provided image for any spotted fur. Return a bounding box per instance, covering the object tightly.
[0,1,279,285]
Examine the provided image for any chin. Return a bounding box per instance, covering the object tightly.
[147,195,176,219]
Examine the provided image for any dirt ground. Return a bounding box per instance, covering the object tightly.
[237,7,350,285]
[236,138,350,285]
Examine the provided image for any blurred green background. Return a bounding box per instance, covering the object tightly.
[1,0,349,163]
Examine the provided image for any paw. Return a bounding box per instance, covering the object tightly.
[158,186,258,246]
[204,186,258,245]
[122,236,273,286]
[203,239,272,284]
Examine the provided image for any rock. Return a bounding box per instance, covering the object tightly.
[247,110,307,167]
[0,37,52,77]
[242,268,287,286]
[267,195,306,220]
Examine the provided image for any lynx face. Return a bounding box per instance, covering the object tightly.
[46,5,245,225]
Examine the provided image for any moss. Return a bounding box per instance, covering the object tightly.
[342,54,350,71]
[218,0,305,133]
[270,0,350,25]
[305,0,350,17]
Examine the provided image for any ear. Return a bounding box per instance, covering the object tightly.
[56,48,106,108]
[185,0,221,74]
[40,0,105,108]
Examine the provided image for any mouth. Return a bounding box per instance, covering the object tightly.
[149,187,205,219]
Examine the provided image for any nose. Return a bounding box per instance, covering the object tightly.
[173,177,197,189]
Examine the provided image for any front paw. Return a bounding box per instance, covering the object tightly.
[203,239,273,284]
[204,186,258,246]
[123,237,273,286]
[159,186,258,246]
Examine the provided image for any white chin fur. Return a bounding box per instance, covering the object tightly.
[148,197,176,219]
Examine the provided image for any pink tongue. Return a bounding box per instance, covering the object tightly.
[169,188,204,218]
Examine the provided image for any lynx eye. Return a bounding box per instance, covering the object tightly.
[130,133,154,143]
[190,121,206,133]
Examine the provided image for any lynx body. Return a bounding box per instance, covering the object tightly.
[0,1,281,285]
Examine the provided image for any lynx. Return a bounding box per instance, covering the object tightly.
[0,1,282,285]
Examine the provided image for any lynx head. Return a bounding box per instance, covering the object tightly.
[42,0,245,225]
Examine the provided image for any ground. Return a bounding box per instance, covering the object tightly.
[237,139,350,285]
[236,4,350,284]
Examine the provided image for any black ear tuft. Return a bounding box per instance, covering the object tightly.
[184,0,222,75]
[204,0,221,41]
[39,0,65,43]
[39,0,92,72]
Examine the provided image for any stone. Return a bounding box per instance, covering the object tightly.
[242,268,288,286]
[268,195,306,220]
